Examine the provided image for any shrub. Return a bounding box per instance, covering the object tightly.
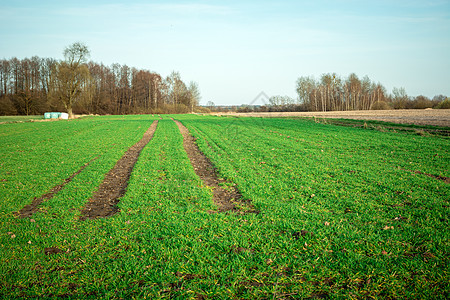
[435,99,450,109]
[411,95,433,109]
[0,96,18,115]
[194,106,211,113]
[370,101,391,110]
[392,99,408,109]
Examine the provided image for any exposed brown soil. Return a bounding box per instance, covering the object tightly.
[44,247,63,255]
[174,119,256,213]
[319,119,449,136]
[402,168,450,184]
[214,109,450,127]
[80,120,158,220]
[15,157,99,218]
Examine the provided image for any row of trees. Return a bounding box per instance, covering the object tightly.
[295,73,448,112]
[224,73,448,113]
[1,44,448,116]
[0,43,200,117]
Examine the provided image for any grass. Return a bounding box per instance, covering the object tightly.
[300,116,450,136]
[0,114,449,298]
[0,115,44,123]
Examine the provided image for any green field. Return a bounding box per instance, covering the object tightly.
[0,115,44,123]
[1,114,449,299]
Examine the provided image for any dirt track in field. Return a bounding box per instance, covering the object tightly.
[174,119,256,213]
[402,168,450,184]
[80,120,158,220]
[16,157,99,218]
[215,109,450,127]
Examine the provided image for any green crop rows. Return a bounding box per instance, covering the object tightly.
[0,114,449,298]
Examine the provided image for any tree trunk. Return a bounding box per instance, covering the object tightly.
[153,82,158,109]
[67,106,74,119]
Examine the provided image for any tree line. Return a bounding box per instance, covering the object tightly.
[2,43,449,116]
[295,73,448,111]
[237,73,448,113]
[0,43,201,117]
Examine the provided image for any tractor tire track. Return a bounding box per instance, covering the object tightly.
[174,119,257,214]
[80,120,158,220]
[16,156,99,218]
[401,168,450,184]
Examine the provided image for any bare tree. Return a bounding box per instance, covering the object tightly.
[188,81,201,112]
[392,87,409,109]
[206,100,215,111]
[296,76,316,109]
[269,95,294,106]
[50,42,90,118]
[0,59,11,96]
[151,73,162,110]
[167,71,183,106]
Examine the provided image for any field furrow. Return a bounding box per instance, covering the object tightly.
[80,120,159,220]
[174,118,256,213]
[16,156,100,218]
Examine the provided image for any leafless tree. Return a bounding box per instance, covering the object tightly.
[50,42,91,118]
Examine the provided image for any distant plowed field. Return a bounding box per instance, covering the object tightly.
[216,109,450,127]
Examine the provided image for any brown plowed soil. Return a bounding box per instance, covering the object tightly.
[174,119,255,213]
[215,109,450,127]
[80,120,158,220]
[15,157,99,218]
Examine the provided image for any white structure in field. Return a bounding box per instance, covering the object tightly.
[44,112,69,119]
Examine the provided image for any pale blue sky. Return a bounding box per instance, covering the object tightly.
[1,0,449,105]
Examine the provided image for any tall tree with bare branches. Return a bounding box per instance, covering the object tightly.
[50,42,90,118]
